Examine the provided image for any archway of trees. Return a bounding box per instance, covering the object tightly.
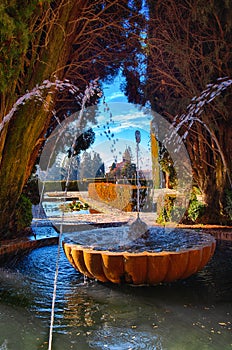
[0,0,232,238]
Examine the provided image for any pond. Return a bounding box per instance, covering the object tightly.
[42,200,91,217]
[0,228,231,350]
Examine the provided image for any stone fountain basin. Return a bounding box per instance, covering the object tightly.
[63,228,216,285]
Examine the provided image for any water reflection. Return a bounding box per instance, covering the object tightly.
[42,200,90,218]
[0,240,231,349]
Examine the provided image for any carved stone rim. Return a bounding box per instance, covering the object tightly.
[63,236,216,285]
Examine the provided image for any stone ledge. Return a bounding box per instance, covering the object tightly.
[0,237,58,264]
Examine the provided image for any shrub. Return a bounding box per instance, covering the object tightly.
[224,189,232,220]
[15,194,33,231]
[187,193,205,222]
[156,195,176,224]
[156,189,205,224]
[171,205,186,222]
[23,175,40,204]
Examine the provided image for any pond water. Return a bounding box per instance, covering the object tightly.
[64,226,215,252]
[42,200,92,218]
[0,230,231,350]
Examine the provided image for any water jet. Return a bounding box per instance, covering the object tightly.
[62,127,215,285]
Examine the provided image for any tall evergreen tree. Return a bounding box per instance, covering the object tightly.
[79,152,93,179]
[92,152,105,178]
[123,0,232,223]
[0,0,144,237]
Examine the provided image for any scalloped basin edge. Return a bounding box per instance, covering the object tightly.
[63,236,216,285]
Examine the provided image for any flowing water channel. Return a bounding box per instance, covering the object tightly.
[0,226,231,350]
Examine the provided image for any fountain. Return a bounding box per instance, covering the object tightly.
[63,226,216,285]
[1,238,231,349]
[36,77,228,345]
[1,77,231,349]
[62,126,216,285]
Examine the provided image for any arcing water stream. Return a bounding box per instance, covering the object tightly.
[0,76,232,349]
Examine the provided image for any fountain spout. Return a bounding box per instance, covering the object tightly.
[128,130,148,240]
[128,215,149,240]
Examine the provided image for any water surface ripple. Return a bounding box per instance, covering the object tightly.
[0,232,231,350]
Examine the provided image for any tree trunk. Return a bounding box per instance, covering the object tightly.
[188,119,232,224]
[0,0,86,238]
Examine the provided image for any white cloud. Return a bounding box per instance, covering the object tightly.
[106,92,126,102]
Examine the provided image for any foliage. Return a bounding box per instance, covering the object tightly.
[159,147,177,189]
[39,179,97,192]
[156,195,176,224]
[79,151,105,179]
[42,124,96,172]
[171,205,186,222]
[59,200,89,212]
[23,175,40,205]
[107,146,137,181]
[0,0,31,92]
[0,0,50,93]
[122,146,133,162]
[72,129,95,157]
[88,182,141,211]
[51,0,146,121]
[187,193,206,223]
[121,162,137,180]
[156,189,206,224]
[224,189,232,220]
[123,0,232,222]
[143,0,232,115]
[15,194,33,231]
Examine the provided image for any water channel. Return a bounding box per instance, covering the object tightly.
[0,225,231,350]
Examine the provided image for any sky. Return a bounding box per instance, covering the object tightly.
[87,74,153,173]
[39,72,154,179]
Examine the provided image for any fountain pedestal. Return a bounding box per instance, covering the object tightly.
[63,228,216,285]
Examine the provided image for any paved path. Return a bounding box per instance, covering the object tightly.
[1,191,232,262]
[36,191,232,240]
[41,191,158,226]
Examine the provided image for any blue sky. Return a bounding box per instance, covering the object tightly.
[39,73,154,178]
[102,73,127,103]
[88,75,153,172]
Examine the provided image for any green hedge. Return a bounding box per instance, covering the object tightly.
[39,179,92,192]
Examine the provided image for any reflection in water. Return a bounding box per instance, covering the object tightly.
[0,239,231,349]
